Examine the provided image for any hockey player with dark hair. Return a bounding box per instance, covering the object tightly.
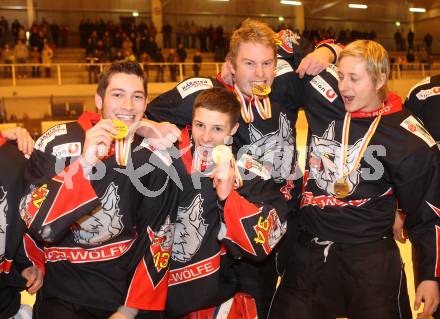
[269,40,440,319]
[20,61,179,319]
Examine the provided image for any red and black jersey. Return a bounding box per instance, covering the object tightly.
[165,127,288,318]
[21,112,179,312]
[0,139,42,318]
[404,74,440,146]
[299,66,440,282]
[147,76,299,202]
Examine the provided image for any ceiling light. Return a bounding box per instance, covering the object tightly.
[132,11,139,17]
[280,1,302,5]
[395,21,401,26]
[348,4,368,9]
[409,7,426,13]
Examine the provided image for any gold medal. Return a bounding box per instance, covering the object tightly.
[252,83,271,97]
[112,119,128,140]
[334,178,350,199]
[212,145,233,164]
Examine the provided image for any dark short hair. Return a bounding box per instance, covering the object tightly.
[192,87,241,125]
[96,61,147,98]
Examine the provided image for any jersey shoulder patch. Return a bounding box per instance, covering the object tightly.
[35,124,68,152]
[275,59,294,77]
[309,75,338,102]
[400,115,437,147]
[177,78,214,99]
[406,76,431,99]
[237,154,271,180]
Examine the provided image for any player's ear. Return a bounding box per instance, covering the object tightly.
[95,93,103,111]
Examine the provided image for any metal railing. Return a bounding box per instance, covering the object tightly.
[0,62,223,86]
[1,62,439,86]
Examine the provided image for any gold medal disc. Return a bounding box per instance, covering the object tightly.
[112,119,128,140]
[252,83,271,97]
[334,178,350,198]
[212,145,233,165]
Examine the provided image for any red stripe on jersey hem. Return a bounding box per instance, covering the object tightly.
[168,250,221,286]
[0,259,13,274]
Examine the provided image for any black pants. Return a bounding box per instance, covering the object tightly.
[233,251,279,319]
[269,236,412,319]
[33,292,165,319]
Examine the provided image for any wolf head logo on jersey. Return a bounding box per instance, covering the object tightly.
[0,187,8,261]
[246,113,295,183]
[172,194,208,263]
[309,121,362,197]
[148,215,174,273]
[71,182,123,246]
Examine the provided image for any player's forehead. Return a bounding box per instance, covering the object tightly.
[236,41,275,61]
[106,73,145,94]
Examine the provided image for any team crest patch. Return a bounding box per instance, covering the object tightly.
[177,78,213,99]
[310,75,338,102]
[275,59,294,77]
[400,115,436,147]
[35,124,67,152]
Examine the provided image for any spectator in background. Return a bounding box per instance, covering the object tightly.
[162,22,172,48]
[406,48,415,69]
[193,49,202,77]
[14,39,29,78]
[41,42,53,78]
[154,48,165,82]
[31,46,40,78]
[1,43,14,78]
[408,29,415,50]
[394,29,403,51]
[190,21,198,49]
[167,48,178,82]
[424,33,433,54]
[176,42,187,76]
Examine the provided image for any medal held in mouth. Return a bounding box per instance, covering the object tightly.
[113,119,131,166]
[252,83,271,97]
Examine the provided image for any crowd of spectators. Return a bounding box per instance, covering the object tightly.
[0,17,63,78]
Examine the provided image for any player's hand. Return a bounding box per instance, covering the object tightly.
[108,312,130,319]
[21,265,44,295]
[137,120,181,150]
[415,280,439,319]
[392,210,408,243]
[296,47,334,79]
[82,119,116,166]
[212,162,235,201]
[1,127,34,156]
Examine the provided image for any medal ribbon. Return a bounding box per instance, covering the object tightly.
[115,136,133,166]
[234,85,272,124]
[339,105,384,180]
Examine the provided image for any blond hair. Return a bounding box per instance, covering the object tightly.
[226,18,277,66]
[339,40,390,102]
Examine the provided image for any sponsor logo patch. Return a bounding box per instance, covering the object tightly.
[310,75,338,102]
[400,115,436,147]
[177,78,213,99]
[415,87,440,100]
[35,124,67,152]
[275,59,294,77]
[52,142,81,158]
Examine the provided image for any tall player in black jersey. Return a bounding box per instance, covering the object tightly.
[270,40,440,319]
